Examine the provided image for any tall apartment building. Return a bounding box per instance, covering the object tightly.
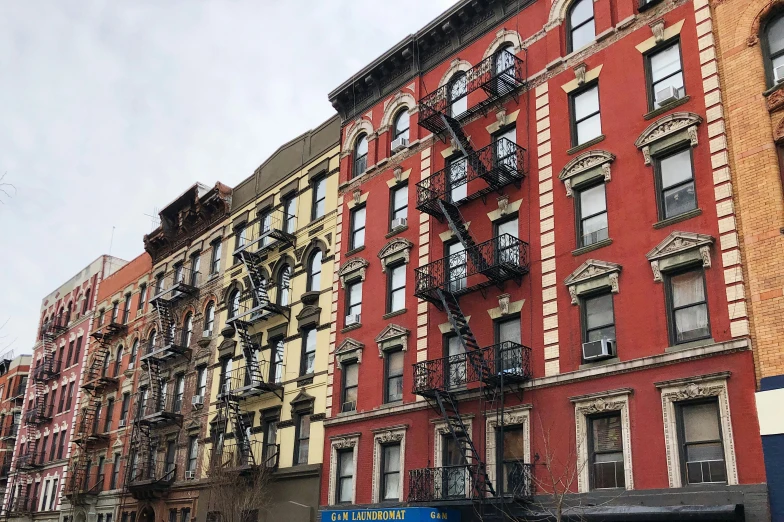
[61,253,152,522]
[206,116,340,522]
[4,255,126,521]
[711,0,784,519]
[0,354,32,508]
[120,183,232,522]
[320,0,769,520]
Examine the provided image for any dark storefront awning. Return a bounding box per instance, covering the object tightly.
[521,504,744,522]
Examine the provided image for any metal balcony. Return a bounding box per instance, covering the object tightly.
[141,327,192,361]
[0,454,12,478]
[32,355,61,382]
[151,266,200,304]
[407,463,534,502]
[40,313,67,340]
[0,421,19,440]
[72,411,110,446]
[128,459,176,498]
[24,403,53,425]
[227,288,290,326]
[82,360,120,392]
[412,342,532,397]
[65,471,104,499]
[16,450,44,470]
[138,393,183,428]
[416,139,526,219]
[234,208,297,258]
[414,234,529,304]
[218,363,283,401]
[418,50,526,136]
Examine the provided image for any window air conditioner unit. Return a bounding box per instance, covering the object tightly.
[345,314,361,326]
[391,137,409,153]
[203,330,212,338]
[342,401,356,413]
[775,65,784,84]
[128,362,135,370]
[654,85,680,106]
[185,470,196,480]
[191,395,204,408]
[391,217,407,229]
[582,338,615,361]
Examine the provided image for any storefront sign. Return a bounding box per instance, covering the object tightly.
[321,507,460,522]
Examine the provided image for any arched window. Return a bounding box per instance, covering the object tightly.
[228,289,240,318]
[494,45,515,81]
[449,73,468,117]
[114,345,123,376]
[278,265,292,306]
[307,250,323,292]
[568,0,595,53]
[354,134,368,178]
[764,13,784,87]
[65,302,72,324]
[182,313,193,346]
[82,289,91,314]
[148,330,157,356]
[393,110,410,142]
[130,339,139,366]
[203,302,215,336]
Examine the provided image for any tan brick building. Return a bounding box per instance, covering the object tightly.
[712,0,784,518]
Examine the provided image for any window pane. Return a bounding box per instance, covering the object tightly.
[683,402,721,442]
[349,282,362,307]
[383,473,399,500]
[353,228,365,247]
[502,428,525,460]
[497,217,519,238]
[768,16,784,55]
[339,450,354,475]
[384,445,400,472]
[587,325,616,342]
[356,136,368,156]
[577,114,601,145]
[345,364,358,388]
[675,304,709,342]
[499,319,521,345]
[671,271,705,307]
[579,184,606,217]
[388,351,404,376]
[651,45,682,82]
[664,181,696,218]
[660,150,693,189]
[393,185,408,212]
[774,54,784,72]
[572,19,596,50]
[391,289,405,312]
[449,158,468,201]
[570,0,593,26]
[392,265,405,288]
[582,213,608,245]
[353,207,366,228]
[592,415,622,452]
[575,87,599,120]
[586,294,614,329]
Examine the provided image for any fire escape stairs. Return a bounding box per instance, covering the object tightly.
[221,393,256,468]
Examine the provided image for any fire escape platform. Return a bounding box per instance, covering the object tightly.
[139,411,183,427]
[81,375,119,392]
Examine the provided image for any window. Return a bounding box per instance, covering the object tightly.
[234,224,247,264]
[447,155,468,202]
[446,241,467,293]
[120,393,130,423]
[278,265,292,306]
[392,110,410,142]
[448,73,468,117]
[677,399,726,484]
[764,13,784,87]
[336,449,354,503]
[196,366,207,397]
[97,309,105,327]
[380,444,401,501]
[283,195,297,234]
[169,510,177,522]
[390,184,408,227]
[354,134,368,177]
[49,478,58,510]
[270,340,284,384]
[570,84,601,146]
[346,280,362,324]
[342,362,358,413]
[104,399,114,432]
[654,148,696,219]
[588,413,625,489]
[219,358,232,395]
[384,349,404,403]
[203,302,215,336]
[263,415,279,466]
[190,253,201,286]
[443,433,469,498]
[75,336,83,362]
[312,177,326,220]
[138,284,147,311]
[66,340,74,368]
[494,125,517,170]
[582,292,616,344]
[182,313,193,346]
[210,239,222,274]
[301,328,316,376]
[181,510,191,522]
[174,374,185,413]
[349,206,366,250]
[666,268,710,344]
[155,273,164,295]
[387,264,406,313]
[93,403,103,433]
[187,435,198,476]
[58,426,66,458]
[111,301,119,323]
[114,346,123,376]
[111,453,121,489]
[147,330,157,356]
[493,45,515,80]
[49,432,58,460]
[568,0,595,52]
[499,426,526,495]
[165,440,176,474]
[307,250,323,292]
[294,413,311,465]
[129,339,138,366]
[576,183,608,247]
[57,386,66,414]
[83,289,91,314]
[228,289,240,319]
[446,335,466,389]
[41,480,49,513]
[65,382,75,411]
[123,294,132,324]
[496,316,523,373]
[647,42,685,109]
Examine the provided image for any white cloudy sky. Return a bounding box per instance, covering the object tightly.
[0,0,458,353]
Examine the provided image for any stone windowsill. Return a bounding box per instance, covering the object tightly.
[383,309,407,320]
[572,238,613,256]
[579,356,620,370]
[566,135,605,156]
[345,246,366,258]
[386,225,409,239]
[341,323,362,334]
[644,96,691,121]
[653,208,702,229]
[664,337,715,353]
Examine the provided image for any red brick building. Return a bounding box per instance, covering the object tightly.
[321,0,769,520]
[0,354,32,508]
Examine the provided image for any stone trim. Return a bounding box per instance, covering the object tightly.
[378,238,414,272]
[337,257,369,289]
[564,259,621,304]
[656,373,738,487]
[346,189,369,210]
[379,91,417,131]
[342,119,375,157]
[645,231,714,282]
[559,150,615,197]
[487,294,525,320]
[652,208,702,229]
[335,338,364,365]
[635,19,685,53]
[371,426,407,503]
[482,29,524,61]
[328,434,360,505]
[634,112,702,165]
[375,324,410,357]
[485,405,531,490]
[561,64,603,93]
[437,58,473,88]
[486,109,521,135]
[566,134,606,156]
[571,389,634,492]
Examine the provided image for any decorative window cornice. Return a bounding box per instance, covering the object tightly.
[564,259,621,304]
[634,112,703,165]
[335,338,364,364]
[646,231,714,282]
[328,434,360,505]
[337,258,369,289]
[378,238,414,272]
[559,150,615,197]
[374,324,410,357]
[371,426,407,503]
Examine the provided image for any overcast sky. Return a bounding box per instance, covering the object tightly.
[0,0,458,353]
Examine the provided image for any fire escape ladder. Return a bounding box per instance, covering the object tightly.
[222,395,256,467]
[153,298,175,344]
[438,113,499,187]
[143,356,162,416]
[436,289,491,383]
[239,251,270,306]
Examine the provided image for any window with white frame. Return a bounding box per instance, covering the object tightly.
[329,436,359,505]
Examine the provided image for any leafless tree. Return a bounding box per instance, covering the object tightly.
[202,447,273,522]
[0,317,16,353]
[0,173,16,204]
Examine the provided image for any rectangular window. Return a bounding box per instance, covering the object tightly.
[187,436,198,475]
[74,337,83,364]
[677,399,726,484]
[263,416,279,467]
[499,426,526,495]
[270,340,284,384]
[123,294,132,324]
[576,183,608,247]
[120,393,130,423]
[50,432,58,461]
[390,184,408,227]
[41,480,49,513]
[350,206,366,250]
[380,444,401,501]
[446,335,466,389]
[165,440,176,474]
[190,253,201,286]
[97,309,105,327]
[65,382,75,411]
[169,510,177,522]
[58,427,66,458]
[58,386,66,413]
[655,148,697,220]
[294,413,311,465]
[647,42,685,109]
[336,449,354,504]
[174,374,185,413]
[111,453,121,489]
[96,455,105,491]
[180,509,191,522]
[342,362,358,413]
[446,241,466,293]
[384,350,404,403]
[346,280,362,324]
[138,284,147,310]
[496,317,522,373]
[66,340,74,368]
[589,413,625,489]
[283,195,297,234]
[442,434,468,498]
[387,264,406,313]
[111,301,119,323]
[582,293,616,343]
[312,177,327,220]
[219,358,232,395]
[104,398,114,432]
[49,478,58,510]
[301,328,316,376]
[196,366,207,397]
[666,268,710,344]
[234,224,247,264]
[570,85,602,146]
[210,239,222,274]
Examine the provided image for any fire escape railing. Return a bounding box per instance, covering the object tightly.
[211,439,273,471]
[219,362,283,401]
[32,355,61,382]
[128,458,176,487]
[234,208,297,257]
[142,326,192,361]
[24,403,53,425]
[151,266,200,303]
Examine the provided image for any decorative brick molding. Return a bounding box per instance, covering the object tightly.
[564,259,621,304]
[328,433,360,505]
[371,426,407,503]
[378,238,414,272]
[375,324,410,357]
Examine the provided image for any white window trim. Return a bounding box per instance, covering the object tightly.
[656,372,738,487]
[485,406,531,490]
[371,426,407,503]
[571,388,634,493]
[328,434,360,505]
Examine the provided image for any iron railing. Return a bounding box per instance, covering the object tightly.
[137,391,184,424]
[24,403,53,425]
[16,449,44,469]
[412,342,532,395]
[129,458,177,485]
[32,354,61,381]
[73,406,110,443]
[40,313,67,340]
[0,454,12,477]
[10,382,26,399]
[234,208,297,256]
[416,139,526,215]
[414,234,529,302]
[418,51,526,135]
[66,471,105,496]
[143,326,193,360]
[219,362,283,399]
[0,419,19,439]
[211,439,262,470]
[6,490,31,514]
[151,266,201,301]
[408,465,477,502]
[498,462,535,498]
[228,286,290,324]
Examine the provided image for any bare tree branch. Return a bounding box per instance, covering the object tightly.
[0,172,16,204]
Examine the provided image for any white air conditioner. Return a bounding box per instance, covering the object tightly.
[391,217,408,229]
[391,136,409,153]
[203,330,212,338]
[118,420,126,428]
[128,362,135,370]
[654,85,680,106]
[191,395,204,408]
[342,401,356,413]
[345,314,361,326]
[775,65,784,84]
[582,338,615,361]
[185,470,196,480]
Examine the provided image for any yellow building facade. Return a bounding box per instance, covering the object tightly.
[207,116,340,522]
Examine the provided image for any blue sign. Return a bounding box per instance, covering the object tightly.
[321,507,460,522]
